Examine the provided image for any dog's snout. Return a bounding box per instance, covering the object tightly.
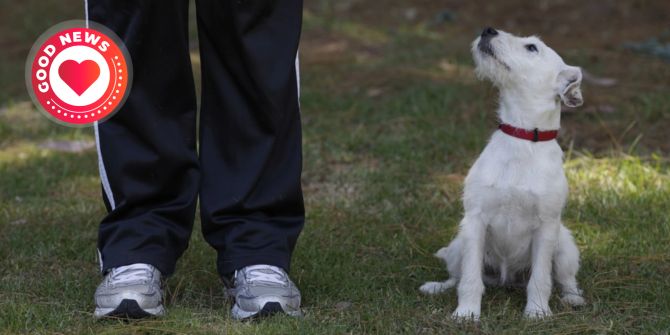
[481,27,498,37]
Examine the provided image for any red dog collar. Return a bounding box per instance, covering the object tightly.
[498,123,558,142]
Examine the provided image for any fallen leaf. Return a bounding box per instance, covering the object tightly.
[404,8,418,21]
[335,301,352,311]
[367,87,384,97]
[38,140,95,153]
[582,70,618,87]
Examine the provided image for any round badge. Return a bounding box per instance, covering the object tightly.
[25,20,132,127]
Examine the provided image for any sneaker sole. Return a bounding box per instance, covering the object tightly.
[231,301,303,320]
[94,299,165,319]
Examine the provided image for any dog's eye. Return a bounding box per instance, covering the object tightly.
[525,44,538,53]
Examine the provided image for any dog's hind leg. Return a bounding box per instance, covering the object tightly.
[420,239,463,295]
[420,278,457,295]
[553,225,586,306]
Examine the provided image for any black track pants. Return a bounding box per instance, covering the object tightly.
[88,0,304,276]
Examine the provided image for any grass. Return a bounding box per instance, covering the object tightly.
[1,0,670,334]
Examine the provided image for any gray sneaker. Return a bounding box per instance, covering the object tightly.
[226,264,303,320]
[94,263,165,319]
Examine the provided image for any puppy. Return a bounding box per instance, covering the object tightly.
[420,28,586,319]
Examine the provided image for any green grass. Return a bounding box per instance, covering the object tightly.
[2,1,670,334]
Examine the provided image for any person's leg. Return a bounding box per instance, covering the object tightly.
[195,0,304,277]
[89,0,198,277]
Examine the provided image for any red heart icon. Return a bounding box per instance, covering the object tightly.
[58,60,101,96]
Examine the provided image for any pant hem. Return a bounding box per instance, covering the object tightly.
[99,253,178,277]
[217,252,292,277]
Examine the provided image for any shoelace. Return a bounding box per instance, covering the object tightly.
[109,264,154,284]
[240,265,287,286]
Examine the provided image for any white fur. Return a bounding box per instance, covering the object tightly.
[420,29,585,320]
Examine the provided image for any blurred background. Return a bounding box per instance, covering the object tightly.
[2,1,669,151]
[1,1,669,334]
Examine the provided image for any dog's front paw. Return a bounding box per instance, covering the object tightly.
[451,306,480,321]
[523,305,552,319]
[561,293,586,307]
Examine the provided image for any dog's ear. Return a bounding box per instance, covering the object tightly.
[557,66,583,108]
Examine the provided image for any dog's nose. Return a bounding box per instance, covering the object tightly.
[481,27,498,37]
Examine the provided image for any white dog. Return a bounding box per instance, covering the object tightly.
[420,28,586,319]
